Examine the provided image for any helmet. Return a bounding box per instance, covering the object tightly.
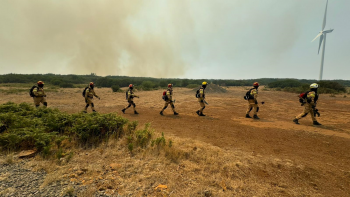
[37,81,44,85]
[253,82,259,87]
[129,84,134,88]
[310,83,319,89]
[168,84,173,88]
[202,81,208,86]
[89,82,94,86]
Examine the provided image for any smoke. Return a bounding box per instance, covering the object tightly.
[0,0,196,77]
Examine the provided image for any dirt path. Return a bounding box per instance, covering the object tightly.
[1,86,350,195]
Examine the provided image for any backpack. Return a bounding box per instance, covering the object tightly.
[125,90,129,100]
[298,91,309,103]
[162,91,168,101]
[195,89,200,98]
[82,87,89,97]
[29,86,37,97]
[244,88,254,100]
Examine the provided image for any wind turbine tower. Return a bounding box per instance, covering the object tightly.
[312,0,334,81]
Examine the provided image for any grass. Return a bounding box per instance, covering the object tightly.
[25,133,322,196]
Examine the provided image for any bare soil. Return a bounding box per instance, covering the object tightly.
[1,86,350,196]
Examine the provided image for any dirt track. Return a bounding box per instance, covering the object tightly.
[1,86,350,196]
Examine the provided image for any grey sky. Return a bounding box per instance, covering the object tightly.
[0,0,349,80]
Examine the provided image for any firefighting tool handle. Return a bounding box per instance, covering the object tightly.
[171,100,176,104]
[204,100,209,105]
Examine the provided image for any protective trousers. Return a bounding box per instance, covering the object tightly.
[198,99,205,113]
[296,103,316,122]
[161,101,176,113]
[84,98,95,112]
[124,100,136,111]
[246,100,258,115]
[33,97,47,107]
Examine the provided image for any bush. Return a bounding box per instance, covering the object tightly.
[59,82,74,88]
[0,102,129,152]
[111,85,121,92]
[186,84,199,89]
[141,81,156,91]
[268,80,304,88]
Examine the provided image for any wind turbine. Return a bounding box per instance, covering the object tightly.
[312,0,334,81]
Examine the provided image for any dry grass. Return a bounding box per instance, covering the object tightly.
[5,154,14,165]
[22,132,326,196]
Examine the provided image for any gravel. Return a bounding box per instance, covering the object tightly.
[0,161,118,197]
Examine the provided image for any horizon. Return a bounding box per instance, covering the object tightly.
[1,72,348,82]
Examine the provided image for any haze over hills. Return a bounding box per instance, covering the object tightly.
[1,0,350,80]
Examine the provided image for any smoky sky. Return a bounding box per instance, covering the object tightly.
[0,0,349,80]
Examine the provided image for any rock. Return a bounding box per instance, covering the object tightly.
[68,174,77,178]
[76,170,84,175]
[204,190,212,197]
[110,163,122,171]
[17,150,37,158]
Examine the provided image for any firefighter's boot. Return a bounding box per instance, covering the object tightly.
[293,118,300,124]
[253,115,260,119]
[134,111,139,115]
[199,112,206,116]
[246,114,252,118]
[313,121,322,125]
[160,111,164,116]
[121,109,126,114]
[196,110,200,116]
[174,112,179,115]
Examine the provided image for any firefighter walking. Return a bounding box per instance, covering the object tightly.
[160,84,178,116]
[83,82,100,113]
[293,83,322,125]
[196,81,207,116]
[246,82,260,119]
[122,84,139,114]
[31,81,47,108]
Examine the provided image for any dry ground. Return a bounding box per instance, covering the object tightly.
[1,86,350,196]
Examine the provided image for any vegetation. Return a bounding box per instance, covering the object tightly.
[0,102,169,159]
[267,80,347,94]
[111,85,121,92]
[1,74,349,91]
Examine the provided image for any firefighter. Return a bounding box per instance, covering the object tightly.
[293,83,322,125]
[196,81,207,116]
[246,82,260,119]
[32,81,47,108]
[122,84,139,114]
[160,84,179,116]
[84,82,100,113]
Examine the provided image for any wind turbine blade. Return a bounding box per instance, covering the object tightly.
[322,0,328,30]
[318,34,324,54]
[312,33,322,42]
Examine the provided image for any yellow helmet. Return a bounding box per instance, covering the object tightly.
[202,81,208,85]
[310,83,319,89]
[37,81,44,85]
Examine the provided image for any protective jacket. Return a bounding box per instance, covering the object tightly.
[33,87,46,97]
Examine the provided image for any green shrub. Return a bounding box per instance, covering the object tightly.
[268,80,304,88]
[111,85,121,92]
[186,84,199,89]
[0,102,129,152]
[141,81,156,91]
[59,82,74,88]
